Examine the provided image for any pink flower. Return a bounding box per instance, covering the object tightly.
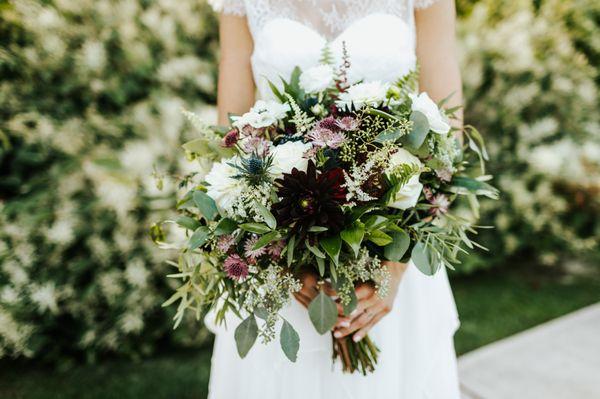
[216,234,236,253]
[267,240,286,260]
[429,194,450,216]
[307,127,346,149]
[222,129,239,148]
[317,116,339,132]
[435,168,453,182]
[336,116,359,131]
[241,136,270,156]
[223,254,249,280]
[244,235,267,262]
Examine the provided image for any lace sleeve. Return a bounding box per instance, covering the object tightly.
[208,0,245,16]
[413,0,441,9]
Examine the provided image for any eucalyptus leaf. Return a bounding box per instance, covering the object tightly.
[374,128,404,144]
[280,320,300,362]
[411,242,440,276]
[308,291,338,335]
[234,314,258,358]
[286,235,296,267]
[188,226,210,250]
[193,191,219,221]
[384,229,411,261]
[175,216,200,231]
[401,111,429,149]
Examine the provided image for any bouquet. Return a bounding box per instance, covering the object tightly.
[151,54,497,374]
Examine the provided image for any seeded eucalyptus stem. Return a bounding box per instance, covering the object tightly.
[332,334,379,374]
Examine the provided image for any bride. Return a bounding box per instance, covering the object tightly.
[206,1,462,398]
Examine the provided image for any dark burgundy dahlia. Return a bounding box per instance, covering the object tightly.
[272,160,346,236]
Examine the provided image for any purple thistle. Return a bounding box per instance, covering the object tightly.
[223,254,249,280]
[244,235,267,263]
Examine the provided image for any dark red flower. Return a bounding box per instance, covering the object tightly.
[222,129,239,148]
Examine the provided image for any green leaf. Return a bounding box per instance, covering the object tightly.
[239,223,272,234]
[308,291,338,335]
[367,230,393,246]
[214,218,238,236]
[280,320,300,362]
[320,235,342,265]
[450,176,499,199]
[254,202,277,230]
[308,226,328,233]
[254,307,268,320]
[188,226,210,250]
[234,315,259,358]
[286,235,296,267]
[411,242,440,276]
[374,128,404,144]
[401,111,429,149]
[384,229,411,261]
[252,231,280,250]
[364,215,388,230]
[340,224,365,258]
[306,240,326,258]
[182,138,234,159]
[175,216,200,231]
[193,191,219,221]
[316,256,325,276]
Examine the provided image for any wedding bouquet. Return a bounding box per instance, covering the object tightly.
[152,53,497,374]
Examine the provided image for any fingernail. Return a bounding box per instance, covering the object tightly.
[334,331,342,338]
[350,309,358,317]
[340,321,350,328]
[353,334,362,342]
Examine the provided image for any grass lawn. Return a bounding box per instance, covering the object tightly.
[1,267,598,399]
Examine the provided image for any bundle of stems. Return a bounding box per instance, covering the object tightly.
[333,334,379,375]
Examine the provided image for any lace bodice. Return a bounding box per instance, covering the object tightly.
[210,0,440,99]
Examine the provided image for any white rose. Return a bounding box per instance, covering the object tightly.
[299,65,335,93]
[336,81,389,110]
[386,148,423,210]
[232,100,290,129]
[270,141,312,177]
[205,157,244,213]
[409,92,450,134]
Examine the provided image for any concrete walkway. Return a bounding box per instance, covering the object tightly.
[459,303,600,399]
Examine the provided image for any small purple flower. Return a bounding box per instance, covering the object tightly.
[267,240,286,260]
[244,235,267,263]
[336,116,359,131]
[241,136,270,156]
[307,127,346,149]
[317,116,340,131]
[216,234,236,253]
[223,254,249,280]
[222,129,239,148]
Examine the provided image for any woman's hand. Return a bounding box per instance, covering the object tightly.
[293,270,337,308]
[333,261,408,342]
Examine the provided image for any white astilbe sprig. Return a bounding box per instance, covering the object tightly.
[342,147,395,204]
[284,93,314,134]
[181,108,218,141]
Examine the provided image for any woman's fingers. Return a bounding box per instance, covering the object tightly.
[355,283,376,300]
[322,281,338,298]
[333,309,375,338]
[350,292,379,320]
[352,311,386,342]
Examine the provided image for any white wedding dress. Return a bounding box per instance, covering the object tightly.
[206,1,461,398]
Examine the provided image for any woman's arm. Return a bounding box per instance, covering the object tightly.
[216,14,255,125]
[415,0,463,126]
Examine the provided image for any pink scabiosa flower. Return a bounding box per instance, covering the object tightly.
[222,129,239,148]
[336,116,360,131]
[216,234,236,253]
[223,254,249,280]
[267,240,286,260]
[244,235,267,263]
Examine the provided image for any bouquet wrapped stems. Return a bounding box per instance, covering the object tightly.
[334,334,379,375]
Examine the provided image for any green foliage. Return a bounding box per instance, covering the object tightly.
[307,291,338,335]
